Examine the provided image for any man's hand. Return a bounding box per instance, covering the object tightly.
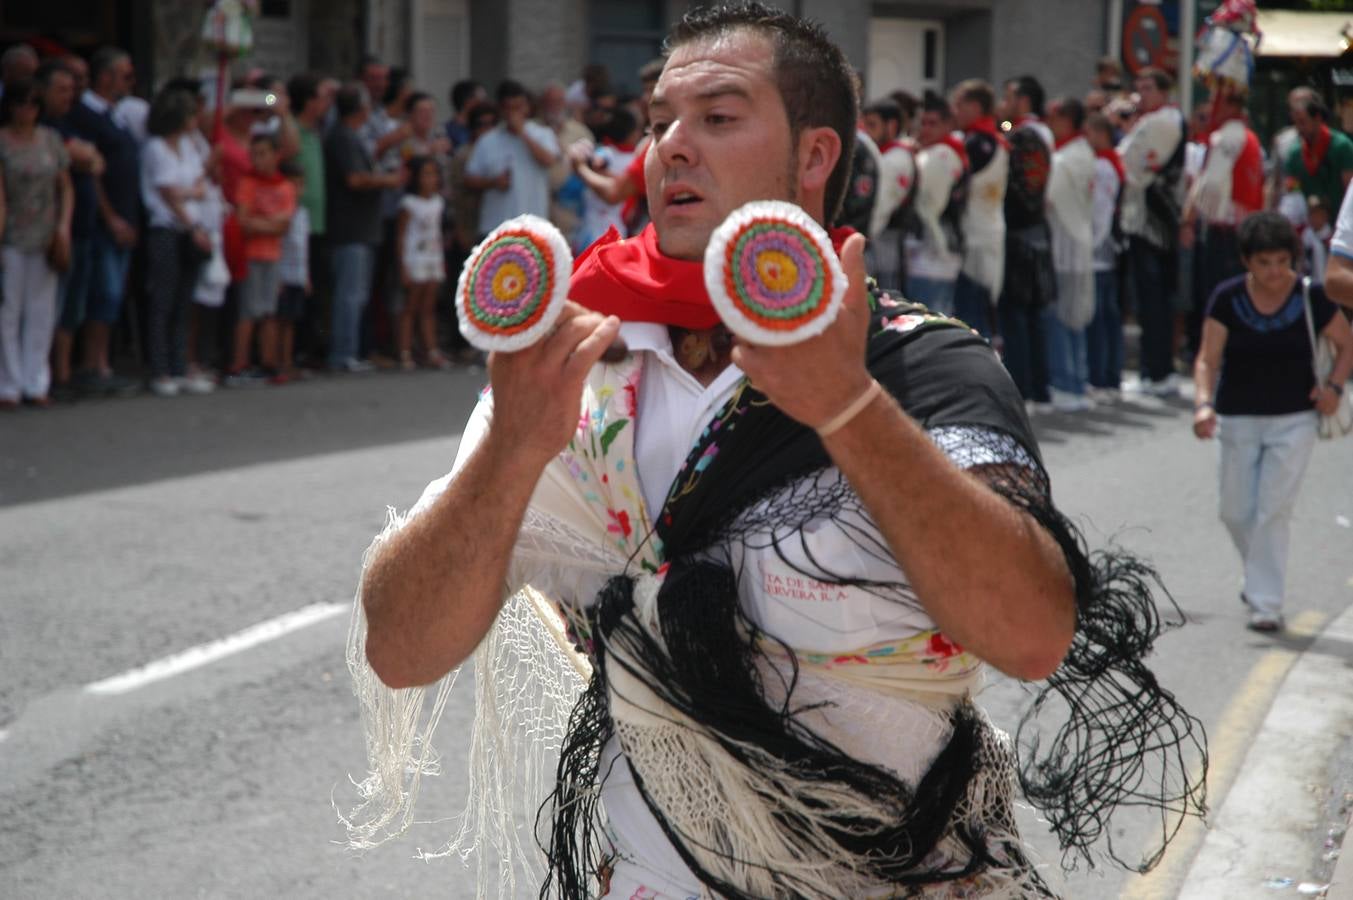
[484,301,622,465]
[568,138,595,170]
[730,232,874,429]
[493,169,512,191]
[106,213,137,248]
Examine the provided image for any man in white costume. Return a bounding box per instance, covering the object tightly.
[1117,67,1187,395]
[903,91,968,317]
[861,97,917,292]
[1043,97,1097,411]
[950,79,1008,338]
[345,6,1207,899]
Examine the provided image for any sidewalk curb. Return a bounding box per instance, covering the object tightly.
[1178,603,1353,899]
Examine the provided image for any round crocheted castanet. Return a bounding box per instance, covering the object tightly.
[703,200,847,346]
[456,215,572,352]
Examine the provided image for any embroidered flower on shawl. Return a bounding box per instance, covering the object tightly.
[926,632,963,661]
[882,313,927,334]
[607,508,633,540]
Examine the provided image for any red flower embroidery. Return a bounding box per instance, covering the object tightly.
[606,508,633,539]
[927,632,963,659]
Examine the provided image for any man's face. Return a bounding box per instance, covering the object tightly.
[501,94,530,125]
[1135,77,1164,113]
[539,86,565,122]
[951,96,978,130]
[1046,103,1072,142]
[1086,125,1111,152]
[362,64,388,105]
[1290,100,1319,141]
[862,111,887,146]
[917,110,948,147]
[65,57,89,94]
[645,30,799,261]
[44,71,75,119]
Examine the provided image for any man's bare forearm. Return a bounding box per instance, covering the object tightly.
[821,391,1075,680]
[362,435,548,688]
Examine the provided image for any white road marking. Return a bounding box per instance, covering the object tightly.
[85,602,348,696]
[0,729,8,744]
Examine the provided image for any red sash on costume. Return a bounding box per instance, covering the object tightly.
[968,116,1011,150]
[1232,128,1264,215]
[570,222,854,328]
[1302,125,1333,177]
[938,134,970,170]
[1096,147,1126,184]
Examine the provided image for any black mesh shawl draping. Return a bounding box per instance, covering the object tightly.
[538,293,1207,899]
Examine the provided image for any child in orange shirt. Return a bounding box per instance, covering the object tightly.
[227,134,296,384]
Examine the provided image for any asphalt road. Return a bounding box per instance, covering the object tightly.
[2,365,1350,899]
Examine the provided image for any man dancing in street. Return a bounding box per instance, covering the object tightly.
[346,6,1205,897]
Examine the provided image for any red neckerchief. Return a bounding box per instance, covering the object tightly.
[936,134,970,170]
[1054,132,1080,151]
[571,222,855,329]
[1096,146,1126,184]
[878,138,914,155]
[1012,114,1040,131]
[1302,125,1333,177]
[602,137,638,154]
[967,116,1011,150]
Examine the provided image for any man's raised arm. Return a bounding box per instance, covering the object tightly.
[732,235,1075,681]
[361,304,621,688]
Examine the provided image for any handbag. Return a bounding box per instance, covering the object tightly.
[1300,276,1353,440]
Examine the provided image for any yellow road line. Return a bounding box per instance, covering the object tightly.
[1118,609,1328,900]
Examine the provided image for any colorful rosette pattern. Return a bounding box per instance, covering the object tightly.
[703,200,846,346]
[455,215,572,352]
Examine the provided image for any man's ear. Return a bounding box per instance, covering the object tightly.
[797,125,842,198]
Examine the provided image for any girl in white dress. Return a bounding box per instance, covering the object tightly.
[396,156,449,369]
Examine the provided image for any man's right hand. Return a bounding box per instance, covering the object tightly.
[107,214,137,248]
[494,170,512,191]
[484,301,622,466]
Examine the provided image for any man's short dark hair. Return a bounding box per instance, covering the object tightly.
[665,2,858,222]
[1050,96,1085,131]
[1085,112,1114,140]
[89,46,128,86]
[357,54,383,77]
[497,79,529,105]
[922,89,952,119]
[1010,75,1045,117]
[1238,211,1300,260]
[146,87,196,137]
[889,90,919,126]
[35,59,73,88]
[288,72,319,112]
[0,78,40,125]
[953,79,995,117]
[450,79,482,112]
[404,90,433,114]
[1137,66,1174,93]
[862,98,902,128]
[335,82,369,119]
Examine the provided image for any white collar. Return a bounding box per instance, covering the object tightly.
[81,91,111,114]
[616,321,745,398]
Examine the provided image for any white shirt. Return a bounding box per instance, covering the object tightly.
[1118,105,1185,240]
[1188,119,1249,226]
[578,143,637,250]
[1305,224,1331,285]
[1329,179,1353,262]
[409,321,1032,894]
[870,140,917,239]
[140,135,204,230]
[465,121,561,234]
[1091,156,1122,273]
[397,193,444,268]
[904,141,964,281]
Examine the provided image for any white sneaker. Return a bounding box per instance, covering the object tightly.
[1050,388,1094,413]
[339,358,375,374]
[1143,374,1180,398]
[178,373,216,395]
[149,377,180,397]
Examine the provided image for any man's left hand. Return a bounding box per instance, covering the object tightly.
[730,232,874,430]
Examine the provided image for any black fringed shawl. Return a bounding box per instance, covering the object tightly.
[539,292,1208,898]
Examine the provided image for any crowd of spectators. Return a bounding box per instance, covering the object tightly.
[1,42,1351,421]
[0,42,656,407]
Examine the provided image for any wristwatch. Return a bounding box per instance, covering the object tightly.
[1326,381,1345,397]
